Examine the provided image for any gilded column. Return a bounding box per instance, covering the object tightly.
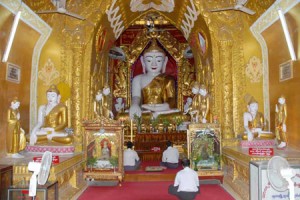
[71,43,85,152]
[218,40,234,139]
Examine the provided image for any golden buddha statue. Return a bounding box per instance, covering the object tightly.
[6,97,25,158]
[275,95,287,149]
[30,84,73,145]
[190,83,210,123]
[118,39,188,125]
[242,95,275,141]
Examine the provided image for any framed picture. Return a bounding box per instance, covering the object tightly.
[6,63,21,83]
[187,123,221,171]
[82,118,124,184]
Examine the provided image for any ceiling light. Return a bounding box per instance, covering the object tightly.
[277,9,296,61]
[2,11,21,62]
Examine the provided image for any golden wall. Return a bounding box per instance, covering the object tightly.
[0,6,40,155]
[262,5,300,150]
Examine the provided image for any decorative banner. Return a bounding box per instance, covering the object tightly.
[246,56,263,83]
[249,148,274,156]
[33,155,60,164]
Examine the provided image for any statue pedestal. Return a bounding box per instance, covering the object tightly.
[240,140,275,148]
[25,144,75,153]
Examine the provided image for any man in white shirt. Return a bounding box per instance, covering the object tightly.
[123,141,141,171]
[160,140,179,169]
[168,158,200,200]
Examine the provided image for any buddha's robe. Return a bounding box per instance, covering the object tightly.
[142,73,176,108]
[242,111,275,140]
[36,103,73,144]
[117,73,189,123]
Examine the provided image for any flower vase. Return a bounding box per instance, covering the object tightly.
[163,127,168,133]
[194,161,198,171]
[137,125,141,133]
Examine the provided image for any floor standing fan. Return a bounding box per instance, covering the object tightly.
[28,151,53,198]
[267,156,296,200]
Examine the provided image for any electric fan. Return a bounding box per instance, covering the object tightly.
[28,151,53,197]
[267,156,296,200]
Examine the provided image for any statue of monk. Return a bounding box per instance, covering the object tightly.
[30,84,72,145]
[129,39,180,120]
[242,95,274,141]
[115,97,125,113]
[190,82,201,122]
[275,96,287,149]
[6,97,25,158]
[198,84,210,123]
[102,84,114,119]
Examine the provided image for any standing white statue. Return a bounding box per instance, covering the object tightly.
[190,82,200,123]
[183,97,192,114]
[198,84,210,123]
[115,97,125,113]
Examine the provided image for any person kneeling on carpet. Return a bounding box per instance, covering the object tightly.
[168,158,200,200]
[123,141,141,171]
[160,140,179,169]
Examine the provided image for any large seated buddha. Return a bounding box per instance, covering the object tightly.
[29,84,73,145]
[117,39,188,124]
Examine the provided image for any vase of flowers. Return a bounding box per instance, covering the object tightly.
[162,119,170,133]
[174,117,183,132]
[134,114,142,133]
[109,156,118,173]
[87,157,97,172]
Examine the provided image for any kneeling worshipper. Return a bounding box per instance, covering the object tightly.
[123,141,141,171]
[160,140,179,169]
[168,158,200,200]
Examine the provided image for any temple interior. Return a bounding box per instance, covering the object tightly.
[1,0,300,199]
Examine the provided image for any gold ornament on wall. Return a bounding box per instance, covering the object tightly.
[38,58,60,86]
[246,56,263,83]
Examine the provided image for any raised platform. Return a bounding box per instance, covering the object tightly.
[0,151,85,200]
[222,145,300,200]
[124,161,223,183]
[26,144,75,153]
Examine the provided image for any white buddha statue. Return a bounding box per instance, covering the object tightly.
[242,95,274,141]
[129,39,179,119]
[30,85,72,145]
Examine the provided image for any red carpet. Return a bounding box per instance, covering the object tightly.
[78,181,235,200]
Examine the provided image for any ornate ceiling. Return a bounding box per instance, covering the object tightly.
[23,0,275,42]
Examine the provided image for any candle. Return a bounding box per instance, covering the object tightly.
[130,120,133,142]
